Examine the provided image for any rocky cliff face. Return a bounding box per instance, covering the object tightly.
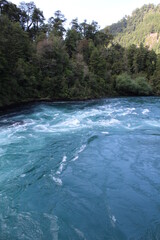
[145,33,159,50]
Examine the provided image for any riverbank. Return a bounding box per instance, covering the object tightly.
[0,93,158,115]
[0,94,117,113]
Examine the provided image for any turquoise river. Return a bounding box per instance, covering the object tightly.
[0,97,160,240]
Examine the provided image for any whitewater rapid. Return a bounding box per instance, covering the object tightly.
[0,97,160,239]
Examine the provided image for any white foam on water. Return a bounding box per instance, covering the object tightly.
[52,176,62,186]
[84,118,120,129]
[56,164,64,175]
[12,122,22,127]
[98,105,137,117]
[95,106,137,117]
[142,109,150,115]
[52,107,120,131]
[79,144,86,153]
[20,174,26,178]
[76,109,102,120]
[124,123,142,130]
[73,227,86,240]
[62,155,67,162]
[0,130,17,145]
[72,156,79,162]
[99,119,120,127]
[6,212,44,239]
[146,120,160,127]
[102,131,109,134]
[56,155,67,175]
[25,120,37,128]
[111,215,116,223]
[120,108,137,116]
[17,136,26,139]
[54,113,59,117]
[31,107,122,134]
[82,106,133,120]
[62,118,80,127]
[110,214,117,228]
[44,214,59,240]
[34,118,83,133]
[34,124,50,132]
[72,144,86,162]
[127,123,131,128]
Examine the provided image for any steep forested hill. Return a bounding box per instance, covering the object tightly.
[106,4,160,53]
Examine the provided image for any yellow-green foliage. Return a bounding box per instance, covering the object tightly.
[109,4,160,53]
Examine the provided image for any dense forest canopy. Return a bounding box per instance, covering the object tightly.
[0,1,160,108]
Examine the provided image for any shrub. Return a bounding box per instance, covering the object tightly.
[116,73,152,95]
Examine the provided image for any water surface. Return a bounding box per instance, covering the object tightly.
[0,97,160,240]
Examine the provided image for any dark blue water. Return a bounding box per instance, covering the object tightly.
[0,97,160,240]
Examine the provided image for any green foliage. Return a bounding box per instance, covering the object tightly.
[65,29,81,57]
[115,73,152,96]
[89,47,106,78]
[116,74,137,95]
[150,54,160,94]
[135,76,153,95]
[48,10,66,38]
[36,35,70,98]
[0,0,22,23]
[108,4,160,54]
[105,43,126,75]
[126,44,157,77]
[0,14,34,106]
[0,1,159,108]
[106,17,127,36]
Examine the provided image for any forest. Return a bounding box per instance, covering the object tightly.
[0,0,160,108]
[107,4,160,53]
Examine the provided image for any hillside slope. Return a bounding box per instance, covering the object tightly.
[106,4,160,53]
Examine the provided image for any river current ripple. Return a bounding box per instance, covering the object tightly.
[0,97,160,240]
